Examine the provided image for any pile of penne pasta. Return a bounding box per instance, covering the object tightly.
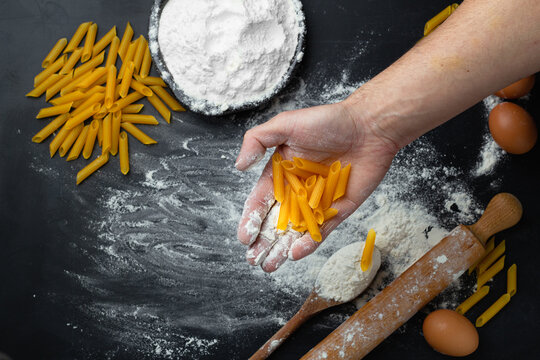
[456,237,517,327]
[272,155,351,242]
[28,22,185,185]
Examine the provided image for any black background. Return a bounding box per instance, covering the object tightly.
[1,0,539,359]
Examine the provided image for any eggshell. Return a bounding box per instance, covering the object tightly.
[495,75,535,99]
[489,102,537,154]
[422,309,479,357]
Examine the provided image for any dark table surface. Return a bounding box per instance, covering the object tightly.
[1,0,539,359]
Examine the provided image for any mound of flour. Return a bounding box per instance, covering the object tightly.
[158,0,304,114]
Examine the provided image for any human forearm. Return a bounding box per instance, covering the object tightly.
[344,0,540,149]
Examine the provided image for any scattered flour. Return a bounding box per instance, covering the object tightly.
[473,134,506,176]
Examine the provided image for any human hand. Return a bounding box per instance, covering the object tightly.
[235,101,398,272]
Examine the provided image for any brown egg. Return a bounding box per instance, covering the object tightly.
[495,75,535,99]
[422,309,479,357]
[489,102,537,154]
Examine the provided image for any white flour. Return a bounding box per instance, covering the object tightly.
[158,0,304,114]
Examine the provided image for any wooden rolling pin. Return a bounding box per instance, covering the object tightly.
[301,193,522,359]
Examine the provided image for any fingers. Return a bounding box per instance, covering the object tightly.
[261,231,299,272]
[237,159,275,246]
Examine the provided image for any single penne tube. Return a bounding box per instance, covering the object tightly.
[134,74,167,87]
[150,86,185,111]
[110,111,122,155]
[70,92,104,117]
[478,240,505,274]
[132,36,147,73]
[83,119,100,159]
[323,208,338,221]
[284,170,306,196]
[81,23,97,63]
[60,48,83,75]
[97,118,103,146]
[65,22,92,53]
[118,41,137,80]
[26,74,62,97]
[106,36,120,68]
[119,62,135,98]
[49,124,71,157]
[105,65,117,109]
[42,37,67,68]
[424,4,456,37]
[36,102,73,119]
[360,229,376,271]
[35,54,67,87]
[59,123,84,157]
[65,103,101,130]
[122,104,144,114]
[131,79,153,97]
[46,72,75,101]
[119,131,130,175]
[118,22,134,61]
[102,114,112,154]
[50,90,86,106]
[293,157,330,177]
[469,237,495,274]
[121,122,157,145]
[477,255,505,288]
[456,286,490,315]
[77,67,107,89]
[32,113,69,143]
[272,153,285,203]
[320,160,341,209]
[309,175,327,209]
[304,174,317,198]
[277,185,292,231]
[121,114,158,125]
[67,124,90,161]
[313,207,324,225]
[140,45,152,78]
[281,160,313,179]
[147,93,171,123]
[289,189,301,226]
[94,103,109,119]
[76,153,109,185]
[92,26,116,58]
[109,92,145,113]
[507,264,517,297]
[73,51,105,79]
[475,293,511,327]
[333,163,351,201]
[296,193,322,242]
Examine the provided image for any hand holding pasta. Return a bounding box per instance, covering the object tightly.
[236,102,398,272]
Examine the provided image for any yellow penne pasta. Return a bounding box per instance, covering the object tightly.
[284,170,306,196]
[475,293,510,327]
[140,45,152,78]
[46,72,74,101]
[26,74,62,98]
[478,240,505,274]
[131,79,153,97]
[478,256,505,288]
[83,119,100,159]
[150,86,185,111]
[102,114,112,154]
[119,62,135,98]
[424,4,457,37]
[147,93,171,123]
[49,124,71,157]
[121,122,157,145]
[92,26,116,58]
[109,92,145,113]
[35,54,67,87]
[36,102,73,119]
[59,123,84,157]
[361,229,376,271]
[132,36,146,73]
[134,74,167,87]
[118,41,137,80]
[97,118,103,146]
[293,157,330,177]
[50,90,86,106]
[272,153,285,203]
[73,51,105,79]
[60,71,93,97]
[65,22,92,53]
[60,48,83,75]
[122,104,144,114]
[94,104,109,119]
[71,92,104,117]
[67,124,90,161]
[313,207,324,225]
[309,176,326,209]
[65,103,101,130]
[118,22,134,61]
[81,23,97,63]
[281,160,313,179]
[277,185,292,231]
[106,36,120,68]
[292,224,308,233]
[87,73,107,89]
[77,67,107,89]
[297,193,322,242]
[121,114,158,125]
[76,153,109,185]
[507,264,517,297]
[456,286,490,315]
[333,163,351,201]
[304,174,317,198]
[42,37,67,68]
[81,85,106,97]
[110,111,122,156]
[105,65,117,109]
[469,237,495,275]
[119,131,129,175]
[289,189,301,226]
[320,160,341,209]
[323,208,338,221]
[32,114,69,143]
